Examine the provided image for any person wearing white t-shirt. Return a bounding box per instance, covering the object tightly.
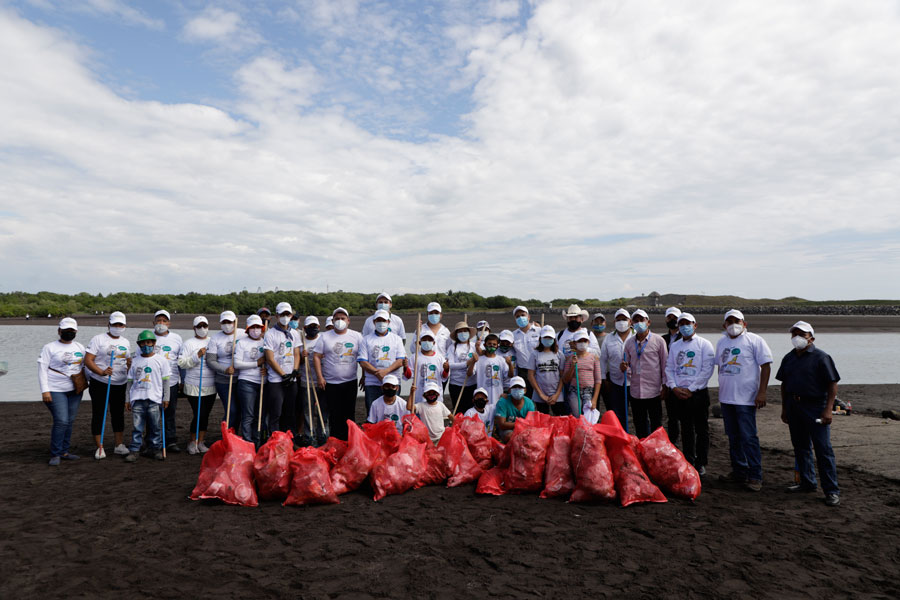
[715,309,772,491]
[177,316,216,455]
[463,387,495,437]
[38,317,87,466]
[298,316,323,445]
[84,311,133,458]
[526,325,564,414]
[408,381,453,443]
[359,309,406,412]
[361,293,407,342]
[475,333,510,406]
[445,321,478,414]
[408,331,449,404]
[152,309,184,453]
[206,311,244,432]
[410,301,451,362]
[264,302,303,439]
[497,330,518,377]
[366,375,410,433]
[314,307,364,441]
[123,330,172,462]
[234,315,267,443]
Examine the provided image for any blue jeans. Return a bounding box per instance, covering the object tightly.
[216,379,241,431]
[163,383,178,446]
[236,379,260,444]
[787,399,839,495]
[720,403,763,482]
[364,385,383,413]
[46,390,83,457]
[129,400,162,452]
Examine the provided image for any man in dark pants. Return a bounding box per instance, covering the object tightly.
[661,306,682,444]
[665,313,715,476]
[776,320,841,507]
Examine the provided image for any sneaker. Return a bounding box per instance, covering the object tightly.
[113,444,129,456]
[62,453,80,461]
[718,471,746,484]
[824,493,841,507]
[187,440,199,455]
[154,450,165,461]
[744,479,763,492]
[94,447,107,460]
[124,453,138,463]
[167,444,182,454]
[787,483,817,493]
[48,456,61,466]
[198,441,210,454]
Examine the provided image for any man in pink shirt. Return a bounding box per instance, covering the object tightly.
[621,309,668,438]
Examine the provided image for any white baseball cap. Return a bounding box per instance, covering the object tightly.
[499,330,514,343]
[332,307,349,317]
[219,311,236,323]
[325,316,334,327]
[154,309,171,320]
[665,307,682,318]
[59,317,78,330]
[427,301,442,313]
[419,331,435,341]
[592,313,605,321]
[423,381,442,394]
[614,308,630,319]
[539,325,556,338]
[276,302,292,315]
[382,374,400,386]
[193,316,209,326]
[108,311,126,325]
[473,387,489,398]
[791,320,814,335]
[724,309,745,322]
[565,304,582,317]
[631,309,649,320]
[573,330,590,342]
[246,314,263,327]
[509,376,526,388]
[476,320,490,330]
[373,309,390,321]
[678,312,696,324]
[513,305,528,315]
[376,292,392,303]
[304,315,320,326]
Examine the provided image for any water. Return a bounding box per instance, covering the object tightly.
[1,325,898,401]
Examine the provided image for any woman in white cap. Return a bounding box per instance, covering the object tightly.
[314,307,364,440]
[38,317,87,465]
[177,316,216,454]
[264,302,302,439]
[298,315,322,445]
[359,309,407,413]
[525,325,564,414]
[152,309,183,453]
[233,314,267,443]
[206,310,244,431]
[410,302,450,357]
[361,293,407,342]
[446,320,478,414]
[84,311,132,458]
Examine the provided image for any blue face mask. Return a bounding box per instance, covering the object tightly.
[420,340,434,352]
[515,316,529,328]
[679,324,695,337]
[457,331,470,342]
[139,344,154,356]
[377,303,390,311]
[428,314,441,325]
[592,324,606,333]
[633,322,648,334]
[288,320,299,329]
[541,337,554,347]
[510,388,525,400]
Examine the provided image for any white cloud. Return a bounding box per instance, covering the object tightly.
[24,0,165,29]
[182,6,260,48]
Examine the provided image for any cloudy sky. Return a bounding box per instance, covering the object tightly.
[1,0,898,301]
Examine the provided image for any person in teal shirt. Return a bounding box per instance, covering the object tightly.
[494,376,535,442]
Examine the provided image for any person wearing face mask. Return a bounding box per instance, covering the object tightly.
[314,307,364,441]
[474,320,491,353]
[599,308,633,426]
[152,309,184,453]
[665,313,715,476]
[661,307,682,348]
[497,330,518,376]
[446,321,478,414]
[463,387,495,436]
[776,321,841,506]
[298,316,323,444]
[562,331,604,418]
[324,316,334,331]
[475,333,510,406]
[177,316,216,454]
[408,331,449,404]
[38,317,87,466]
[715,309,772,492]
[366,374,410,433]
[410,302,450,359]
[408,381,454,444]
[359,309,407,413]
[494,377,536,442]
[361,293,407,342]
[123,330,171,462]
[233,315,268,443]
[557,304,601,359]
[257,307,272,328]
[660,306,685,445]
[85,311,133,458]
[512,306,540,399]
[621,309,668,438]
[205,311,245,433]
[591,313,608,343]
[264,302,303,439]
[526,325,565,414]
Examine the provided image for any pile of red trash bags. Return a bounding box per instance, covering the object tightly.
[191,410,700,508]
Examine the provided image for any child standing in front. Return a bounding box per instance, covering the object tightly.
[408,381,453,443]
[124,330,172,462]
[463,387,495,438]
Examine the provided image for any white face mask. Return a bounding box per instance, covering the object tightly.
[154,323,168,335]
[248,328,262,340]
[278,315,291,326]
[615,321,630,333]
[791,335,809,350]
[457,331,470,342]
[726,323,744,336]
[221,323,235,334]
[375,322,389,334]
[194,327,208,338]
[420,340,434,352]
[108,326,125,337]
[333,319,348,332]
[576,342,589,352]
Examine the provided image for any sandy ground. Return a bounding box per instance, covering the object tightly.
[0,383,898,598]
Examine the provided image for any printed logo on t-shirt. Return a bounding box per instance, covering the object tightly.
[676,350,698,377]
[426,364,437,380]
[720,347,742,375]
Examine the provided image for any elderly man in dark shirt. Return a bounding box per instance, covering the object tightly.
[775,321,841,507]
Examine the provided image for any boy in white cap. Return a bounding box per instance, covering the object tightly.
[84,311,132,458]
[177,316,216,454]
[359,309,407,412]
[622,309,668,438]
[408,331,449,404]
[152,309,183,453]
[124,330,172,462]
[463,387,495,436]
[665,313,715,476]
[314,307,364,440]
[361,293,407,342]
[206,311,244,432]
[410,302,450,358]
[715,309,772,491]
[474,332,510,406]
[494,376,536,442]
[526,325,564,414]
[298,315,322,444]
[233,315,267,443]
[512,306,540,398]
[366,374,410,433]
[408,381,453,443]
[264,302,302,439]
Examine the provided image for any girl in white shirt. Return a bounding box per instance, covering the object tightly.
[38,318,86,465]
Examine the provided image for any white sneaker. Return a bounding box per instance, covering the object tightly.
[198,441,210,454]
[113,444,129,456]
[187,440,199,455]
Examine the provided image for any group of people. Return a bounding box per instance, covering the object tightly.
[37,294,842,506]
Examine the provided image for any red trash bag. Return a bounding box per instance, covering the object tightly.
[454,414,493,469]
[401,414,431,444]
[363,420,402,458]
[550,415,577,438]
[503,420,552,493]
[568,421,616,503]
[476,466,507,496]
[190,422,258,507]
[539,434,574,499]
[637,427,702,500]
[438,427,483,487]
[331,421,382,495]
[319,437,348,468]
[415,443,448,488]
[252,430,294,500]
[284,447,340,506]
[370,436,427,501]
[490,437,508,467]
[605,434,667,507]
[524,411,554,429]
